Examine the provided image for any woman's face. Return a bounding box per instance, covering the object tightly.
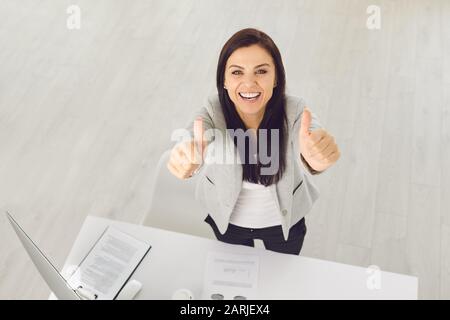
[224,44,277,124]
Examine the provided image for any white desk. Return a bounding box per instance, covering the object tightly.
[59,216,418,300]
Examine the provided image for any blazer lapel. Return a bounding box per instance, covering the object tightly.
[209,97,297,216]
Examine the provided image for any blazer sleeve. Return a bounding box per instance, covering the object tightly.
[169,96,215,150]
[184,106,214,139]
[291,97,324,176]
[186,94,217,134]
[172,97,215,176]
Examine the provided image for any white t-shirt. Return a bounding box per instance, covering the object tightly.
[229,180,282,228]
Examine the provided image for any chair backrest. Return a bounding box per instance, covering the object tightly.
[141,150,214,239]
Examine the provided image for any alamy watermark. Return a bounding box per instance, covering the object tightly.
[67,5,81,30]
[171,128,281,175]
[366,265,382,290]
[366,5,381,30]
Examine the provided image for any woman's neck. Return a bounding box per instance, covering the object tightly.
[238,110,265,130]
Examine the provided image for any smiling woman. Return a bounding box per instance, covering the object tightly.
[217,29,287,186]
[167,28,340,256]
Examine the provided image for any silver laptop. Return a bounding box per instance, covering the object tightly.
[6,211,82,300]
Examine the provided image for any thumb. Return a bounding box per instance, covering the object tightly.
[193,116,206,157]
[300,107,312,138]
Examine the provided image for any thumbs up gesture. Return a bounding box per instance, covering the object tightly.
[167,117,207,179]
[299,107,340,173]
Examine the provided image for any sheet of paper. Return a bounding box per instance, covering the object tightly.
[202,251,259,300]
[67,226,151,300]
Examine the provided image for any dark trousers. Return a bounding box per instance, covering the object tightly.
[204,215,307,255]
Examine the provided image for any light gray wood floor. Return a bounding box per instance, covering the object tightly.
[0,0,448,299]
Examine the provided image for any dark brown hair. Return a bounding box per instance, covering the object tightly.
[216,28,287,186]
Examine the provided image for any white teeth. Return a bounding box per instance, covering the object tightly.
[239,92,261,99]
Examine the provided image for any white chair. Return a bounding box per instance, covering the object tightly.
[141,150,215,239]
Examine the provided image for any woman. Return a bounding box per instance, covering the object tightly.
[167,28,340,255]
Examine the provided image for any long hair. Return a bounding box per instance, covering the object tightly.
[216,28,288,186]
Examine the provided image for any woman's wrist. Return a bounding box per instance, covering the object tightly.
[300,154,322,175]
[189,163,203,177]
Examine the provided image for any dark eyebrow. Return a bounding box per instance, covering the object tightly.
[228,63,271,69]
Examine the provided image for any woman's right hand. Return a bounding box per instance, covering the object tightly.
[167,117,207,179]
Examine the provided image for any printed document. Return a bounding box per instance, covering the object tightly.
[202,251,259,300]
[67,227,150,299]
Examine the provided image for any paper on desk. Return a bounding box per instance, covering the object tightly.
[202,251,259,300]
[67,227,150,300]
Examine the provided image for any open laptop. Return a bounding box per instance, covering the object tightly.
[6,211,82,300]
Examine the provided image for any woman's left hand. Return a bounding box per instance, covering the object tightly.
[299,107,340,173]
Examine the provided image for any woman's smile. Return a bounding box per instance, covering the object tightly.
[238,91,262,104]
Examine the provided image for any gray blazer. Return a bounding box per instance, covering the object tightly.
[184,93,323,241]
